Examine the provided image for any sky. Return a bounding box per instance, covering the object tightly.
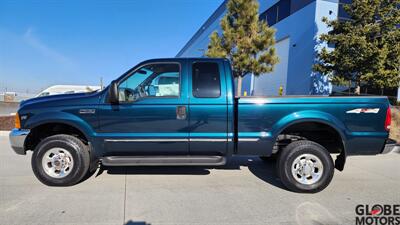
[0,0,223,94]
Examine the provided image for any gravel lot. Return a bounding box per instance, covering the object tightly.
[0,134,399,225]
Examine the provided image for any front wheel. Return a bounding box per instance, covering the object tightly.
[31,134,90,186]
[277,140,334,193]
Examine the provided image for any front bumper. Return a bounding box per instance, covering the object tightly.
[9,128,30,155]
[381,138,399,154]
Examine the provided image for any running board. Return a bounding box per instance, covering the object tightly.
[101,156,227,166]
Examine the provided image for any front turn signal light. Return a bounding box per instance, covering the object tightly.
[15,113,21,129]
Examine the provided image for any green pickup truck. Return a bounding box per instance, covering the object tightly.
[9,58,397,192]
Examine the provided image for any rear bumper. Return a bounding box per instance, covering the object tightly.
[381,139,399,154]
[9,128,30,155]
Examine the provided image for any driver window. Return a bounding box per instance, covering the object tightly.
[118,63,180,102]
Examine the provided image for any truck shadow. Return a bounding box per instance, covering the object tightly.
[92,156,286,190]
[124,221,150,225]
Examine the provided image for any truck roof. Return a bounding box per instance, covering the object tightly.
[139,57,228,64]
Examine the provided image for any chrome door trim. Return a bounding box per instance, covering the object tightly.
[104,138,188,142]
[189,138,228,142]
[104,138,234,143]
[238,138,260,142]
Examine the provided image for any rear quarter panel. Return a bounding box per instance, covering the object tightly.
[237,96,389,156]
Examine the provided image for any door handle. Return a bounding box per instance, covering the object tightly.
[176,106,187,120]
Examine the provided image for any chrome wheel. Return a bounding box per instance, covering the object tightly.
[41,148,74,178]
[291,153,323,185]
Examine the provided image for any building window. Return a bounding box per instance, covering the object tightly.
[192,62,221,98]
[338,0,352,20]
[260,0,291,26]
[290,0,314,13]
[259,0,315,26]
[260,5,277,26]
[278,0,291,21]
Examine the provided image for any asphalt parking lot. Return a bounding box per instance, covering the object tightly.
[0,133,399,225]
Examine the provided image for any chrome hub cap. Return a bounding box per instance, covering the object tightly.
[291,153,323,185]
[41,148,74,178]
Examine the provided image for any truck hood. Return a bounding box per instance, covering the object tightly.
[20,91,102,108]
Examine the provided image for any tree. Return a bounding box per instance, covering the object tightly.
[206,0,279,96]
[314,0,400,94]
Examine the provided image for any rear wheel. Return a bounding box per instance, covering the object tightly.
[31,134,90,186]
[277,140,334,193]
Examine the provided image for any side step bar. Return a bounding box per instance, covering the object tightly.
[101,155,227,166]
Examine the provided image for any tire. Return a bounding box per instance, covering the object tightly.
[277,140,334,193]
[31,134,90,186]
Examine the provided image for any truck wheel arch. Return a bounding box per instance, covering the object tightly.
[273,117,347,171]
[24,121,91,152]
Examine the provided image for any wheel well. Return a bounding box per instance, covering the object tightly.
[275,121,346,170]
[25,123,88,151]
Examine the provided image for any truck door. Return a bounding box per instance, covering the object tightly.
[188,60,228,156]
[98,61,189,155]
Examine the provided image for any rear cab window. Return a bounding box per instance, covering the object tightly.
[192,62,221,98]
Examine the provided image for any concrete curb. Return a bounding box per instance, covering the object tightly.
[0,131,10,136]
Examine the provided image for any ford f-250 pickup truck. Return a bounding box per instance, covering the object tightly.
[9,58,397,192]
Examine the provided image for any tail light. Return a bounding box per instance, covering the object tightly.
[384,107,391,132]
[15,113,21,129]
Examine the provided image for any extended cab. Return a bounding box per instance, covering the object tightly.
[9,58,397,192]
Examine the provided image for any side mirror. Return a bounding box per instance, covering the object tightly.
[109,80,119,104]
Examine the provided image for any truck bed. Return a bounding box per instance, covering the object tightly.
[235,96,390,156]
